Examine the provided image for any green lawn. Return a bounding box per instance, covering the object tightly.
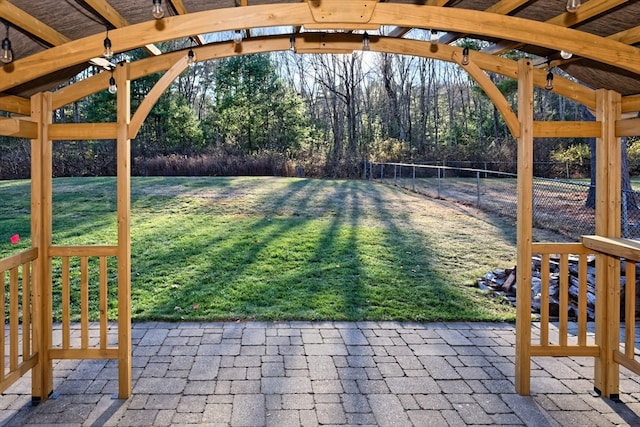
[0,176,518,322]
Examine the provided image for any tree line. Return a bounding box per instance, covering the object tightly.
[0,36,612,179]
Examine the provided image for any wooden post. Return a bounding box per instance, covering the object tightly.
[30,92,53,401]
[515,58,534,395]
[115,62,132,399]
[594,89,622,398]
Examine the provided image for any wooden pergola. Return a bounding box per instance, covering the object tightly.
[0,0,639,402]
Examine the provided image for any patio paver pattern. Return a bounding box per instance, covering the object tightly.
[1,321,639,426]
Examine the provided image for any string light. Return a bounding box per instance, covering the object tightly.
[461,47,469,66]
[103,29,113,60]
[1,23,12,64]
[430,30,439,45]
[187,49,196,65]
[560,50,573,60]
[108,74,117,94]
[545,71,554,91]
[152,0,164,19]
[566,0,581,13]
[289,35,296,51]
[233,30,243,45]
[362,32,370,51]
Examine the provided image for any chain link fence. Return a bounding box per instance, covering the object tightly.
[367,162,640,241]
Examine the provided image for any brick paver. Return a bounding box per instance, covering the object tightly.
[1,322,639,426]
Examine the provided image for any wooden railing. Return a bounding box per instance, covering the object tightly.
[530,242,599,357]
[581,236,640,379]
[48,246,119,360]
[0,249,38,393]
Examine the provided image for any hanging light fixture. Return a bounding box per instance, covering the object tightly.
[108,73,117,94]
[152,0,165,19]
[1,23,13,64]
[430,30,439,45]
[461,47,469,66]
[560,50,573,60]
[545,71,554,91]
[103,29,113,60]
[187,48,196,65]
[289,35,296,51]
[362,32,370,51]
[566,0,581,13]
[233,30,243,45]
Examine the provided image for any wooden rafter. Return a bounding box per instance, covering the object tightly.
[0,0,70,46]
[483,0,630,55]
[438,0,530,45]
[168,0,205,45]
[82,0,162,56]
[387,0,451,39]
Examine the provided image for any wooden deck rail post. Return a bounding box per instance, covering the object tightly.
[515,58,534,395]
[30,91,53,402]
[594,89,622,398]
[116,62,132,399]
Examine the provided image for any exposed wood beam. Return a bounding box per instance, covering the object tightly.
[3,4,638,95]
[387,0,451,39]
[0,0,70,46]
[438,0,530,45]
[0,117,37,138]
[48,123,117,140]
[483,0,629,55]
[0,93,31,116]
[533,121,602,138]
[82,0,162,56]
[616,117,640,137]
[168,0,205,45]
[451,50,519,137]
[51,34,596,113]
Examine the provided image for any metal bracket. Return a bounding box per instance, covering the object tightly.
[306,0,379,29]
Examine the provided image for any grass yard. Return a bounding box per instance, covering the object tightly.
[0,176,519,322]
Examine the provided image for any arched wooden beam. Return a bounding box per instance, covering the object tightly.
[451,50,520,137]
[51,34,596,111]
[129,55,189,139]
[1,3,639,93]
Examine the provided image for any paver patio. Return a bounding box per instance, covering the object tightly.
[0,321,638,426]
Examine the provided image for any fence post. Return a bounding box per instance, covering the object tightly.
[394,164,397,185]
[566,162,570,179]
[380,164,384,182]
[477,171,481,207]
[437,167,441,198]
[412,165,416,192]
[363,160,367,180]
[369,162,373,181]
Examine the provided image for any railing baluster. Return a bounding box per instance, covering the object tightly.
[1,270,5,378]
[22,262,31,361]
[81,257,89,350]
[559,253,569,346]
[578,254,588,346]
[62,257,70,349]
[9,267,19,371]
[540,254,549,346]
[100,257,108,349]
[625,261,636,358]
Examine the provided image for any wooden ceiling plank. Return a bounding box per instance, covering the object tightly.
[82,0,161,56]
[483,0,629,55]
[168,0,206,45]
[0,1,70,46]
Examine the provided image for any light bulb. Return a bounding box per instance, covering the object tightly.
[560,50,573,60]
[233,30,243,45]
[152,0,164,19]
[108,76,117,94]
[430,30,438,45]
[103,36,113,59]
[289,35,296,51]
[362,32,370,51]
[1,37,12,64]
[545,72,554,91]
[461,47,469,66]
[187,49,196,65]
[566,0,581,13]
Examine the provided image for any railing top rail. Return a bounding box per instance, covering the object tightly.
[369,162,516,178]
[49,245,118,257]
[0,248,38,272]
